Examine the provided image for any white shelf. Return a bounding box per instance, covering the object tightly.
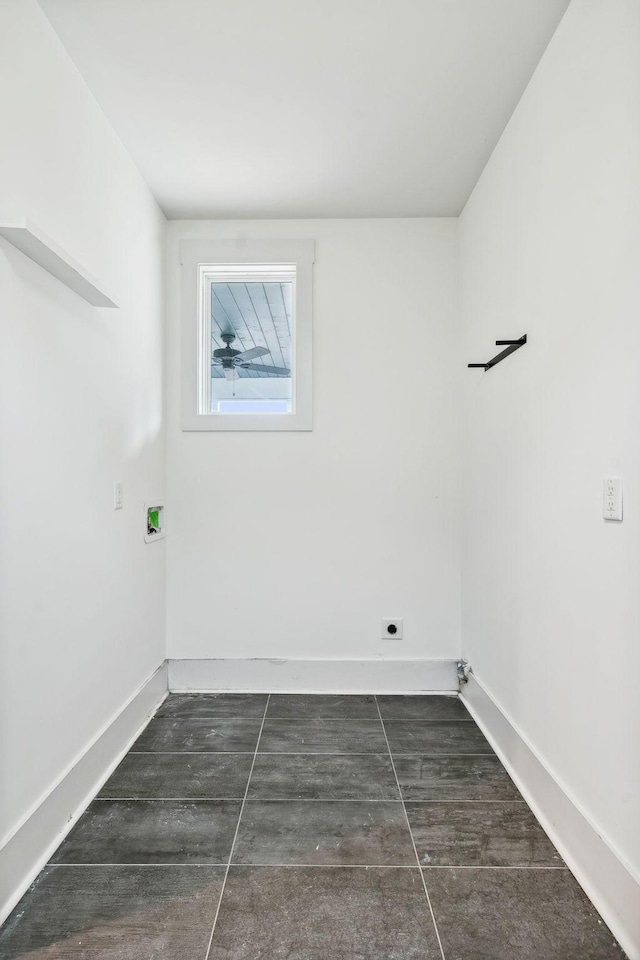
[0,218,118,308]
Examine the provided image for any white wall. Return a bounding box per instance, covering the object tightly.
[461,0,640,888]
[166,219,460,664]
[0,0,165,858]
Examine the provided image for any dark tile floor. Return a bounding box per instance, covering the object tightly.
[0,694,627,959]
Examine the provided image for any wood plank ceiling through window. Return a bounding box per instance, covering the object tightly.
[211,281,292,378]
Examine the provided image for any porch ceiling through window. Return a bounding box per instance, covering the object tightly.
[211,282,292,379]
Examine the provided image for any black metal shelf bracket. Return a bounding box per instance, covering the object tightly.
[468,334,527,371]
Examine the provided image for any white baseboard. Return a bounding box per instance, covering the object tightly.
[461,672,640,960]
[168,658,459,693]
[0,661,168,926]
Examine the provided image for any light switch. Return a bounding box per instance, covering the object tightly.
[603,477,622,521]
[114,482,123,510]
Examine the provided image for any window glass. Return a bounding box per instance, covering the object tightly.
[209,278,293,413]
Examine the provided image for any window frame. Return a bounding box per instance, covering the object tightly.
[180,238,314,431]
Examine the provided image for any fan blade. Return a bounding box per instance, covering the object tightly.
[223,368,239,381]
[240,362,291,376]
[236,346,270,362]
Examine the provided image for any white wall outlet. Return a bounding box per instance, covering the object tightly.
[382,618,403,639]
[113,482,123,510]
[603,477,622,521]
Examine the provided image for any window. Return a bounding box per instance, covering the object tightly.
[206,263,294,414]
[180,239,314,431]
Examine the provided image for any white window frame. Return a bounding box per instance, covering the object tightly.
[180,238,314,431]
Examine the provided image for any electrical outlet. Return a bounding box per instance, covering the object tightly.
[382,618,403,639]
[114,482,123,510]
[603,476,622,521]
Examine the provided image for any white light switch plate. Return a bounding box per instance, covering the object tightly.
[114,482,123,510]
[603,476,622,521]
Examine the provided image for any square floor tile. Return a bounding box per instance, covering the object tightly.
[395,755,521,801]
[50,800,242,864]
[425,868,627,959]
[233,800,416,865]
[406,801,562,866]
[258,719,386,754]
[0,865,225,960]
[156,693,268,719]
[247,754,400,800]
[98,753,253,799]
[208,866,442,959]
[133,718,261,753]
[377,695,471,721]
[266,694,378,719]
[384,719,494,755]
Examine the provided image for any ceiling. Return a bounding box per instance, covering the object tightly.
[211,282,291,379]
[37,0,570,219]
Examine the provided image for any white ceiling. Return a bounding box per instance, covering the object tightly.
[37,0,570,219]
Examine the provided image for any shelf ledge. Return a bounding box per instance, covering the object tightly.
[0,218,118,308]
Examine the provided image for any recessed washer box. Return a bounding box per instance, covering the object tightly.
[145,502,165,543]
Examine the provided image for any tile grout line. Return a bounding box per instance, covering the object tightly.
[128,751,495,756]
[154,716,475,722]
[49,862,571,870]
[374,696,447,960]
[95,797,527,803]
[203,693,271,960]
